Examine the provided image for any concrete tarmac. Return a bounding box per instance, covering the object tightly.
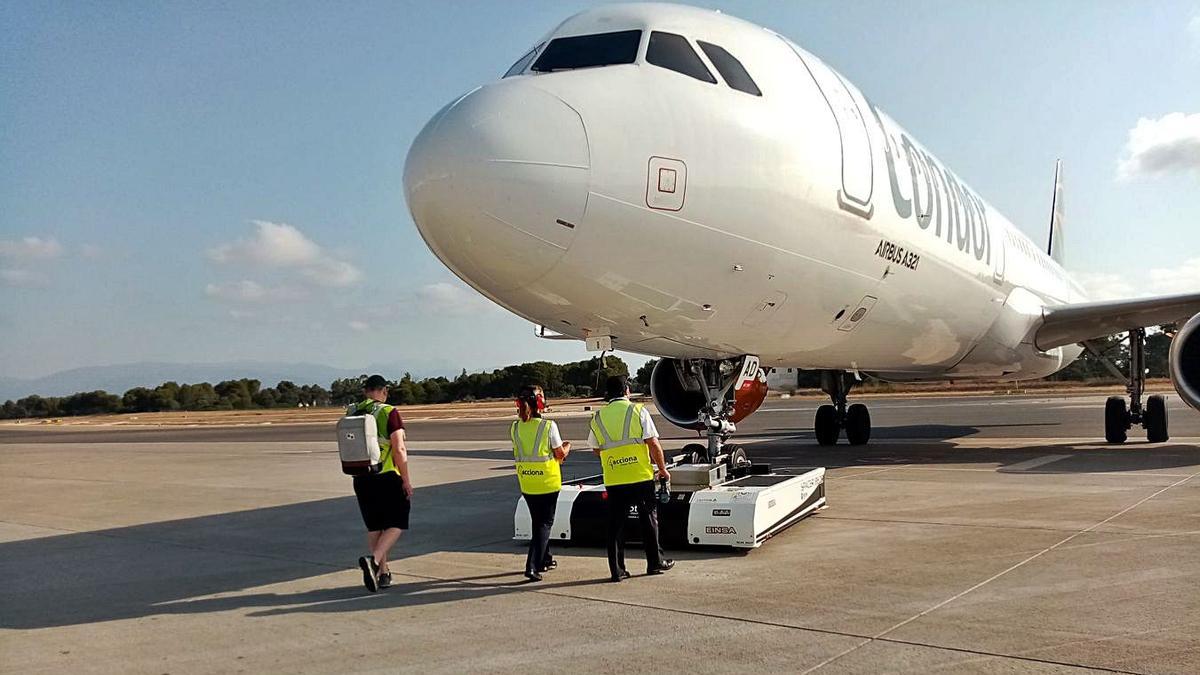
[2,393,1198,674]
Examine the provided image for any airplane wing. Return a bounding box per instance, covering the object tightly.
[1035,292,1200,350]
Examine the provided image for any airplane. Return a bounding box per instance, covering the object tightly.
[404,2,1200,462]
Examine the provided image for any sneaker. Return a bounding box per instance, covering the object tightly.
[378,572,392,589]
[358,555,379,592]
[647,559,675,575]
[539,560,558,573]
[524,570,543,582]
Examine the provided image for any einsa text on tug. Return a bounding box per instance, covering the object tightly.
[516,356,827,549]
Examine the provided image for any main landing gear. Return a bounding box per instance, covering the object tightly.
[1092,328,1169,444]
[814,370,871,446]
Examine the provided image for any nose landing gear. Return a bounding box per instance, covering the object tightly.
[683,357,746,465]
[814,371,871,446]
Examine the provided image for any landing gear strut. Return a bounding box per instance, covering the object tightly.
[814,371,871,446]
[677,357,754,469]
[1091,328,1169,444]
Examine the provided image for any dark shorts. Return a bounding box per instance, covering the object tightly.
[352,472,411,531]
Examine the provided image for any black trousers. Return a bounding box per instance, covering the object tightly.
[524,491,558,574]
[605,480,664,576]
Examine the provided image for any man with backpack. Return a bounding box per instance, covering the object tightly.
[346,374,412,592]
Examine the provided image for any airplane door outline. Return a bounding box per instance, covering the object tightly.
[993,231,1007,285]
[786,41,875,219]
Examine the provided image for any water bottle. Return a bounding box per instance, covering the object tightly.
[657,476,671,504]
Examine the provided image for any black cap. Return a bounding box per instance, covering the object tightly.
[364,374,389,390]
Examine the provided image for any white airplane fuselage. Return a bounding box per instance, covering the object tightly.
[404,4,1086,381]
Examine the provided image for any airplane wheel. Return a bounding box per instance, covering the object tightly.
[815,405,840,446]
[726,445,750,470]
[682,443,707,464]
[845,403,871,446]
[1104,396,1128,444]
[1145,395,1169,443]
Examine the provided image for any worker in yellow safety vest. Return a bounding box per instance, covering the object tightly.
[589,375,675,582]
[511,384,570,582]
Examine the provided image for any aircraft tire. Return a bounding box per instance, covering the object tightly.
[1104,396,1128,444]
[1145,395,1169,443]
[726,445,750,467]
[815,405,839,446]
[845,403,871,445]
[682,443,707,464]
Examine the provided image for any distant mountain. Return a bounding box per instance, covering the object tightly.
[0,360,459,401]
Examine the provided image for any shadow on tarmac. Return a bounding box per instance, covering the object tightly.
[0,470,722,630]
[155,573,616,620]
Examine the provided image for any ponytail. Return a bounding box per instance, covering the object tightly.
[517,396,535,422]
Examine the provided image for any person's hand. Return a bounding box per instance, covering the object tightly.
[658,467,671,482]
[402,478,414,499]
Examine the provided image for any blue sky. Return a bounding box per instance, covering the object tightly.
[2,1,1198,380]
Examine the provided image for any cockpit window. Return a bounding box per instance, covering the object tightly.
[503,42,544,78]
[697,41,762,96]
[646,31,716,84]
[532,30,641,72]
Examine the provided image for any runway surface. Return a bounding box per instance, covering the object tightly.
[2,393,1198,674]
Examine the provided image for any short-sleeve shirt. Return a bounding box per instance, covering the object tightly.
[386,409,404,437]
[586,399,658,449]
[545,420,563,450]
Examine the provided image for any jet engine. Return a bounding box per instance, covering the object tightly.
[649,357,769,430]
[1169,313,1200,411]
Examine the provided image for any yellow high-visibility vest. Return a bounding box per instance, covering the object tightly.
[590,399,654,486]
[511,418,562,495]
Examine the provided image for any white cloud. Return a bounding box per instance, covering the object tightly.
[208,220,361,287]
[205,280,304,303]
[1079,257,1200,300]
[303,257,363,287]
[1076,272,1136,301]
[1,268,48,288]
[1117,112,1200,179]
[0,236,63,260]
[415,281,497,315]
[348,320,371,332]
[1147,256,1200,295]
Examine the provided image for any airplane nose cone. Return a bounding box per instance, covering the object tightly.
[404,83,589,292]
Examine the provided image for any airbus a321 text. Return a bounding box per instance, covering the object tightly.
[405,3,1200,461]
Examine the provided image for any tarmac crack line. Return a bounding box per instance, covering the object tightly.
[384,569,1144,674]
[800,469,1200,674]
[1015,619,1200,665]
[825,465,912,481]
[814,514,1197,539]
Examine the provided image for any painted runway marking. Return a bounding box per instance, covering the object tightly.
[1000,454,1071,472]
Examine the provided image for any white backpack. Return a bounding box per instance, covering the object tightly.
[337,403,383,475]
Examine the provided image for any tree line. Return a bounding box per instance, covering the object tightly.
[0,334,1173,421]
[0,356,631,420]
